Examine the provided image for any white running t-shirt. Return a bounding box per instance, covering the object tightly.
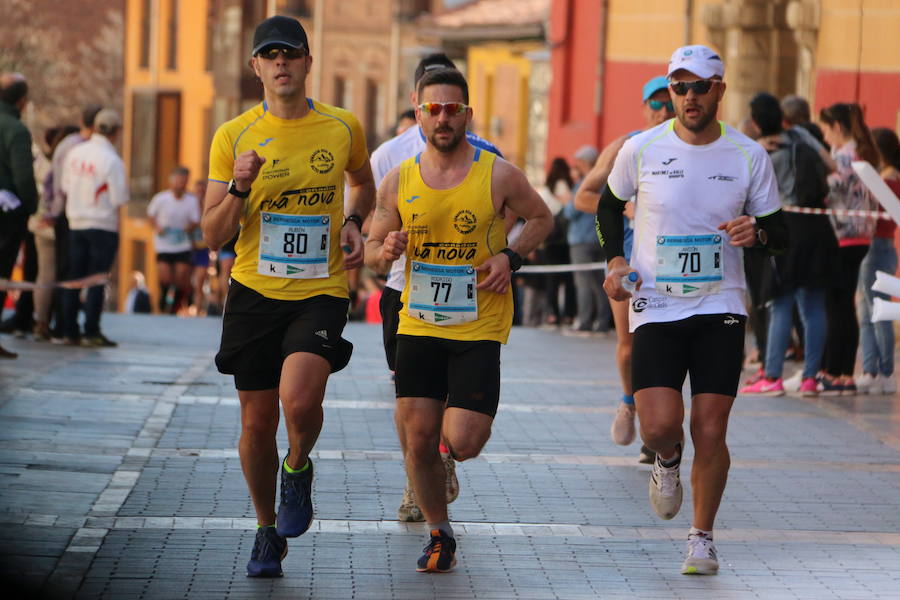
[607,119,781,332]
[147,191,201,254]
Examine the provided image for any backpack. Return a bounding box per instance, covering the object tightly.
[784,129,830,208]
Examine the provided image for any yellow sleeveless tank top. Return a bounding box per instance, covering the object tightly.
[397,148,513,343]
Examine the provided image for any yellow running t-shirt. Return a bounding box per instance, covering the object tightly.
[208,99,368,300]
[397,149,513,343]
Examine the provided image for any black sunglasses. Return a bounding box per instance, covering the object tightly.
[669,80,719,96]
[256,46,307,60]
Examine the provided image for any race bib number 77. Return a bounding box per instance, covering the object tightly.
[408,261,478,325]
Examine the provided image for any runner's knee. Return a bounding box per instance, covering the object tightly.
[443,437,486,462]
[640,420,683,446]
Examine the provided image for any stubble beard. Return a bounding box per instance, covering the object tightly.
[678,101,718,133]
[430,127,465,153]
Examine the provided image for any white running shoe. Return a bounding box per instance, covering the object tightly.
[856,373,879,394]
[443,452,459,503]
[397,479,424,522]
[681,532,719,575]
[783,369,803,393]
[610,403,637,446]
[880,374,896,395]
[649,447,682,520]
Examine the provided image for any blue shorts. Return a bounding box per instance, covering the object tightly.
[192,248,210,267]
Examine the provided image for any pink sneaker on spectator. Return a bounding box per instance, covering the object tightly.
[740,377,785,397]
[799,377,818,397]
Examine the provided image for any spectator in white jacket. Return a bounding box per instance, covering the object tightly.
[60,108,127,346]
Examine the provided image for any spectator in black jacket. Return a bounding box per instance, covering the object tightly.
[0,72,38,359]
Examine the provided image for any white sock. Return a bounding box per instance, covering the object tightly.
[427,520,454,538]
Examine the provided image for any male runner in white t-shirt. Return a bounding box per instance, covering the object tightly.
[596,45,787,575]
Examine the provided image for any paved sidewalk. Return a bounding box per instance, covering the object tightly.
[1,314,899,599]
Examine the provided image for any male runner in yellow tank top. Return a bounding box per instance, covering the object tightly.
[202,16,374,578]
[365,68,552,573]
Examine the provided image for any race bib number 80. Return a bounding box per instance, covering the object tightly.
[258,212,330,279]
[408,260,477,325]
[655,234,722,297]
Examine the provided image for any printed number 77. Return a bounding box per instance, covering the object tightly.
[431,281,451,303]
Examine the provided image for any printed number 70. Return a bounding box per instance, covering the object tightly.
[431,281,452,303]
[678,251,701,273]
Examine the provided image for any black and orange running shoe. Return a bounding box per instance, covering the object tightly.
[416,529,457,573]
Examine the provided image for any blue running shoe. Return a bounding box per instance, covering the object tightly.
[246,526,287,578]
[276,457,314,537]
[416,529,457,573]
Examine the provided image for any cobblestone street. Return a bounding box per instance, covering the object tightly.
[2,314,899,599]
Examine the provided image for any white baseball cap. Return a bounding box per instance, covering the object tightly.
[667,45,725,79]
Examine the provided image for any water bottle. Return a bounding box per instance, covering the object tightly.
[621,271,639,294]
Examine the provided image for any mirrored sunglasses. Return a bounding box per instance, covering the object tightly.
[418,102,468,117]
[648,100,674,111]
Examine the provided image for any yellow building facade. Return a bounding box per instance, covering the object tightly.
[121,0,215,311]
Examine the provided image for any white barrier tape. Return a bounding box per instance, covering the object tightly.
[781,205,893,219]
[518,261,607,274]
[0,273,109,291]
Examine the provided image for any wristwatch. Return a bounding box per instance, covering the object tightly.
[500,248,523,272]
[343,214,363,230]
[227,179,250,199]
[755,227,768,246]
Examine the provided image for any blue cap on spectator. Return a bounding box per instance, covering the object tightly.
[642,76,670,102]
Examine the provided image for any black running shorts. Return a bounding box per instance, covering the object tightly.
[631,313,746,397]
[216,280,352,391]
[395,335,501,417]
[157,251,192,265]
[379,286,403,371]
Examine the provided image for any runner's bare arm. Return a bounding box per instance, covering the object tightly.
[496,160,553,259]
[573,135,628,213]
[344,160,376,221]
[341,160,377,269]
[477,160,553,293]
[364,168,405,274]
[202,149,265,249]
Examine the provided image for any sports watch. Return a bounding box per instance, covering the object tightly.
[755,227,768,246]
[500,248,523,272]
[228,179,251,199]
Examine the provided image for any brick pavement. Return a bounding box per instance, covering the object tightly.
[1,314,899,599]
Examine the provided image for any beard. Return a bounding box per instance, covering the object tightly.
[430,125,466,153]
[678,101,718,133]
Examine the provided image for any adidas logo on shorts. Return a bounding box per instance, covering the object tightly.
[315,330,328,339]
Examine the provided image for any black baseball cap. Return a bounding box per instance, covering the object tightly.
[252,16,309,56]
[414,53,457,84]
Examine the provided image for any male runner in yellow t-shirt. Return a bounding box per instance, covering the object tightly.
[202,15,374,578]
[365,68,552,573]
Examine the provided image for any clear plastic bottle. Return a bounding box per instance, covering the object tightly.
[621,271,639,294]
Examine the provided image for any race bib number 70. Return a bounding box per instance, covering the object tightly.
[655,234,723,297]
